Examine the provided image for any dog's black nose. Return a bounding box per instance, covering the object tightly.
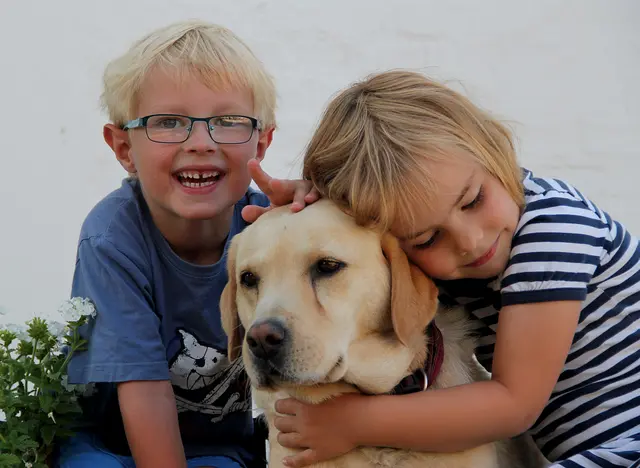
[246,320,286,360]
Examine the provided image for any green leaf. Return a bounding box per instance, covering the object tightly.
[41,424,56,445]
[53,402,83,414]
[0,453,22,467]
[38,394,54,412]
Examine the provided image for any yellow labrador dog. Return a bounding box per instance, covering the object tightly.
[221,200,546,468]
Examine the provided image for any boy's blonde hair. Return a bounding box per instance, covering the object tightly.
[101,20,276,129]
[302,70,523,231]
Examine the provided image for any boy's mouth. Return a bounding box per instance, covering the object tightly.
[175,170,222,188]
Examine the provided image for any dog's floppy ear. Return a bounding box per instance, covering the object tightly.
[381,233,439,347]
[220,238,245,361]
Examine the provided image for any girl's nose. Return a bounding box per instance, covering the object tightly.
[454,224,483,257]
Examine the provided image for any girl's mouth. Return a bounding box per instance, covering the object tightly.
[465,237,499,268]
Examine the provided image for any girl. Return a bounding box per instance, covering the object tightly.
[244,70,640,467]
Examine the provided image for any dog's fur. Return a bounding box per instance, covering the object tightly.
[221,200,547,468]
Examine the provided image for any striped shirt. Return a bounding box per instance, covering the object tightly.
[437,168,640,462]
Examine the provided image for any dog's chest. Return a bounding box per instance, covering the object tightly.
[360,445,500,468]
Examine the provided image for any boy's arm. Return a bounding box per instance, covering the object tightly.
[119,380,187,468]
[69,235,185,459]
[276,300,580,467]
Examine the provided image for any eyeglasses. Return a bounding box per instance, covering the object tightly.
[122,114,262,144]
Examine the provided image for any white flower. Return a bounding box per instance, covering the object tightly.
[47,412,56,424]
[61,375,75,392]
[58,301,81,322]
[47,320,69,338]
[6,323,30,342]
[58,297,96,322]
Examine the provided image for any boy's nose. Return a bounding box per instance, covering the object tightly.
[183,121,218,152]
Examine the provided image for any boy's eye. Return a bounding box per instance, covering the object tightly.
[148,116,189,129]
[462,186,485,210]
[414,231,439,250]
[212,116,250,128]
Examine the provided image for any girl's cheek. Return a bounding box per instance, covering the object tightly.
[408,250,443,278]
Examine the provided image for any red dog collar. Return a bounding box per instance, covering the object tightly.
[392,321,444,395]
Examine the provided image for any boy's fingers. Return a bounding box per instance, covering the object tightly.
[247,159,274,195]
[270,179,317,210]
[291,184,310,212]
[241,205,272,224]
[304,187,321,203]
[268,178,298,205]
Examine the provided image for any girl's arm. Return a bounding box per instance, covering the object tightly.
[119,380,187,468]
[276,300,580,467]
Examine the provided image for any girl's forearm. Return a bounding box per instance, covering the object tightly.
[347,380,531,453]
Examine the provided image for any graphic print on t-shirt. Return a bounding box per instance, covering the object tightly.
[168,328,251,423]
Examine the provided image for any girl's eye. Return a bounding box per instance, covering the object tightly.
[462,186,485,210]
[414,231,440,250]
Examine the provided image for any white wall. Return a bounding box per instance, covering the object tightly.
[1,0,638,322]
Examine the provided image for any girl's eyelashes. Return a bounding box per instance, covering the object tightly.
[412,186,484,250]
[414,231,440,250]
[462,186,485,210]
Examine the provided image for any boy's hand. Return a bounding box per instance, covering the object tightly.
[241,159,320,224]
[274,395,360,467]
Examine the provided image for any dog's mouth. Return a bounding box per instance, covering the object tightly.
[252,355,346,390]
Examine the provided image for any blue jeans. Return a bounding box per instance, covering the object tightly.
[55,432,244,468]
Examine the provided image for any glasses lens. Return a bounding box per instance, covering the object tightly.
[146,115,191,143]
[210,116,254,144]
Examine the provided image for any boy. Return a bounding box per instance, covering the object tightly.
[56,20,313,468]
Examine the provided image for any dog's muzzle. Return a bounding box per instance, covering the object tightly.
[246,318,289,377]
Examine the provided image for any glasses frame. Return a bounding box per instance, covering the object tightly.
[122,113,262,144]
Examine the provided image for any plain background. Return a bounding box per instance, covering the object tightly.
[0,0,638,322]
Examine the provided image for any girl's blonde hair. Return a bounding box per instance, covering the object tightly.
[302,70,523,230]
[101,20,277,129]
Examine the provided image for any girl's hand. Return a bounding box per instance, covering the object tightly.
[241,159,320,224]
[274,395,360,467]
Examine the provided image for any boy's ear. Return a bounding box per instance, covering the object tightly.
[104,124,136,174]
[255,127,274,163]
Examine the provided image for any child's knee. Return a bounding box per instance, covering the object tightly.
[187,456,244,468]
[55,432,131,468]
[57,453,127,468]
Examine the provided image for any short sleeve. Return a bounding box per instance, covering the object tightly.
[501,192,609,307]
[246,187,270,208]
[67,235,168,384]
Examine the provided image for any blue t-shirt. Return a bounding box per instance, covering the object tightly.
[67,178,269,462]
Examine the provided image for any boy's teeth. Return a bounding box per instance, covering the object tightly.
[177,170,220,180]
[176,170,221,188]
[182,180,215,188]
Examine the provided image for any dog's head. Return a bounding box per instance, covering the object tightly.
[221,199,438,393]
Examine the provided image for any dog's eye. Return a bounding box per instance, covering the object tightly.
[314,259,345,276]
[240,271,259,288]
